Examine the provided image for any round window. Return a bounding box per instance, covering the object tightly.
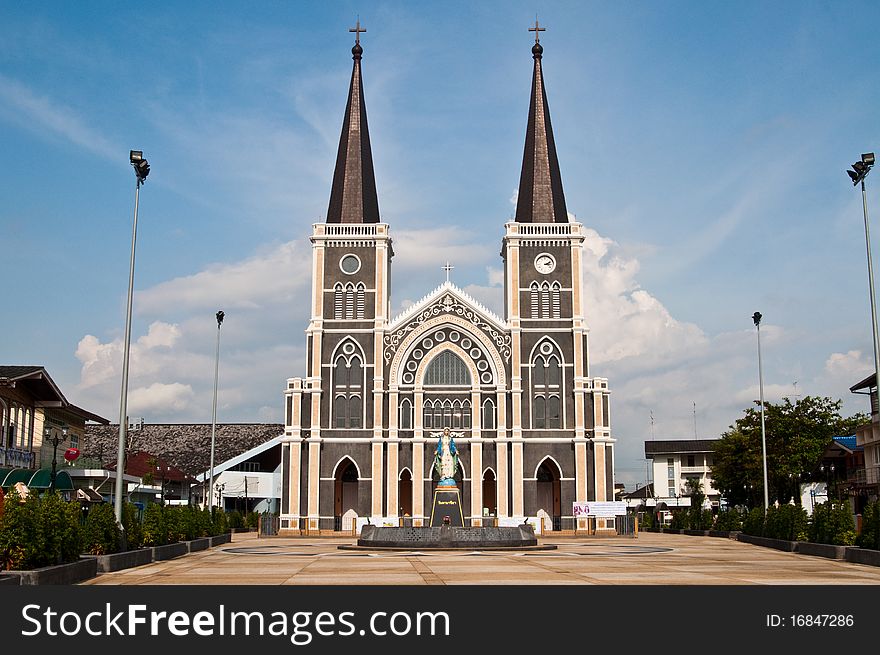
[340,254,361,274]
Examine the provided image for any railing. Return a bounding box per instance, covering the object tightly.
[323,225,378,236]
[847,469,867,485]
[258,514,280,537]
[0,447,35,468]
[510,223,575,236]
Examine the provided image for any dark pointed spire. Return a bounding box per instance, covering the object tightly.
[515,22,569,224]
[326,20,380,224]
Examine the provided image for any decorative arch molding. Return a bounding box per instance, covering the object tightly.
[398,466,413,480]
[482,466,497,479]
[414,342,479,391]
[388,314,506,388]
[533,455,564,480]
[332,455,363,479]
[330,336,367,363]
[527,336,565,366]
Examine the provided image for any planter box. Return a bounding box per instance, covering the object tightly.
[7,557,97,585]
[683,529,710,537]
[0,574,20,586]
[150,542,188,561]
[230,527,255,533]
[796,542,847,560]
[845,547,880,567]
[708,530,740,539]
[210,533,231,547]
[185,537,211,553]
[736,533,797,552]
[81,548,153,573]
[660,528,683,534]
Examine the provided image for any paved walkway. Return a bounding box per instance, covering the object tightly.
[81,532,880,585]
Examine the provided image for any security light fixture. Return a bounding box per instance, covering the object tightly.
[130,149,150,182]
[847,152,874,186]
[752,311,762,327]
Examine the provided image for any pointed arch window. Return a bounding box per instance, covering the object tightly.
[532,342,563,429]
[334,283,344,319]
[399,398,413,430]
[530,281,562,319]
[333,348,363,429]
[423,398,471,430]
[355,283,365,318]
[482,398,496,431]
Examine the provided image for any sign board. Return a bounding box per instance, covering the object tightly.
[572,501,627,518]
[498,516,542,534]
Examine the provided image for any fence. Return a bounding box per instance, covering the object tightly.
[258,514,280,537]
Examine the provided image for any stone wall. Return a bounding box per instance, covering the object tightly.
[83,423,283,476]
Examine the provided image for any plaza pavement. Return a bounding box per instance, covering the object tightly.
[80,531,880,585]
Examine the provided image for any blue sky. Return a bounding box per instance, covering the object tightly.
[1,2,879,487]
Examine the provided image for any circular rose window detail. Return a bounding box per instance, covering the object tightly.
[340,254,361,275]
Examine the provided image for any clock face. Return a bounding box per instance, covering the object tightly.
[535,253,556,274]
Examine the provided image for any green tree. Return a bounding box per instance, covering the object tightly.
[712,396,866,507]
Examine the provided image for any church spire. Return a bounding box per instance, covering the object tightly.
[514,21,569,224]
[326,20,380,224]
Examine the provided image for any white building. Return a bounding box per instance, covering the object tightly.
[645,439,720,509]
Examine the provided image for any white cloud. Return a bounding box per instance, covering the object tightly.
[825,350,871,380]
[128,383,194,414]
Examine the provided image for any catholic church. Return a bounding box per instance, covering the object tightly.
[278,25,614,533]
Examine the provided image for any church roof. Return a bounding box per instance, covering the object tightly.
[514,35,569,224]
[388,281,506,331]
[326,31,380,224]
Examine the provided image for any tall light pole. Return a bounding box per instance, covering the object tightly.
[207,310,225,510]
[114,150,150,526]
[752,311,769,512]
[847,153,878,407]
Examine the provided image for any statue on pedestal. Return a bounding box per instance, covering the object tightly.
[433,427,459,487]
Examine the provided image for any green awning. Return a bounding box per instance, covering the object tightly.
[2,468,34,487]
[26,469,74,491]
[0,468,74,491]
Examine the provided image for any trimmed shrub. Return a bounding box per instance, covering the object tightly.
[227,510,244,529]
[246,511,259,529]
[0,491,81,570]
[669,510,687,530]
[142,503,168,547]
[763,504,808,541]
[122,503,143,550]
[742,507,765,536]
[196,507,213,537]
[714,508,743,532]
[82,503,121,555]
[809,501,856,546]
[856,501,880,550]
[212,508,228,536]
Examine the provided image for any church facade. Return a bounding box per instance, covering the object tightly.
[279,31,614,532]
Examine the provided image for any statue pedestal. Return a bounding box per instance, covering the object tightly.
[430,485,464,527]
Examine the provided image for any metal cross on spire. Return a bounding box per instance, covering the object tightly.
[442,262,454,283]
[529,17,545,43]
[350,17,366,45]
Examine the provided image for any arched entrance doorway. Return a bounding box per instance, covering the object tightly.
[536,460,561,531]
[334,459,358,530]
[482,469,497,521]
[398,469,413,518]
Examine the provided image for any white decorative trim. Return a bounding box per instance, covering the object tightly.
[331,455,363,479]
[389,281,505,329]
[533,454,565,479]
[388,314,508,386]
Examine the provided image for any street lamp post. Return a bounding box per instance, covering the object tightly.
[752,311,769,511]
[207,310,225,509]
[114,150,150,526]
[847,153,878,409]
[46,426,67,492]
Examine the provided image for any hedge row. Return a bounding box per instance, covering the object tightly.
[1,492,233,569]
[740,502,855,545]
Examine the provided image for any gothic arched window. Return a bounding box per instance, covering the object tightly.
[334,283,344,319]
[482,398,496,431]
[532,341,563,429]
[424,350,471,386]
[399,398,412,430]
[333,351,363,429]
